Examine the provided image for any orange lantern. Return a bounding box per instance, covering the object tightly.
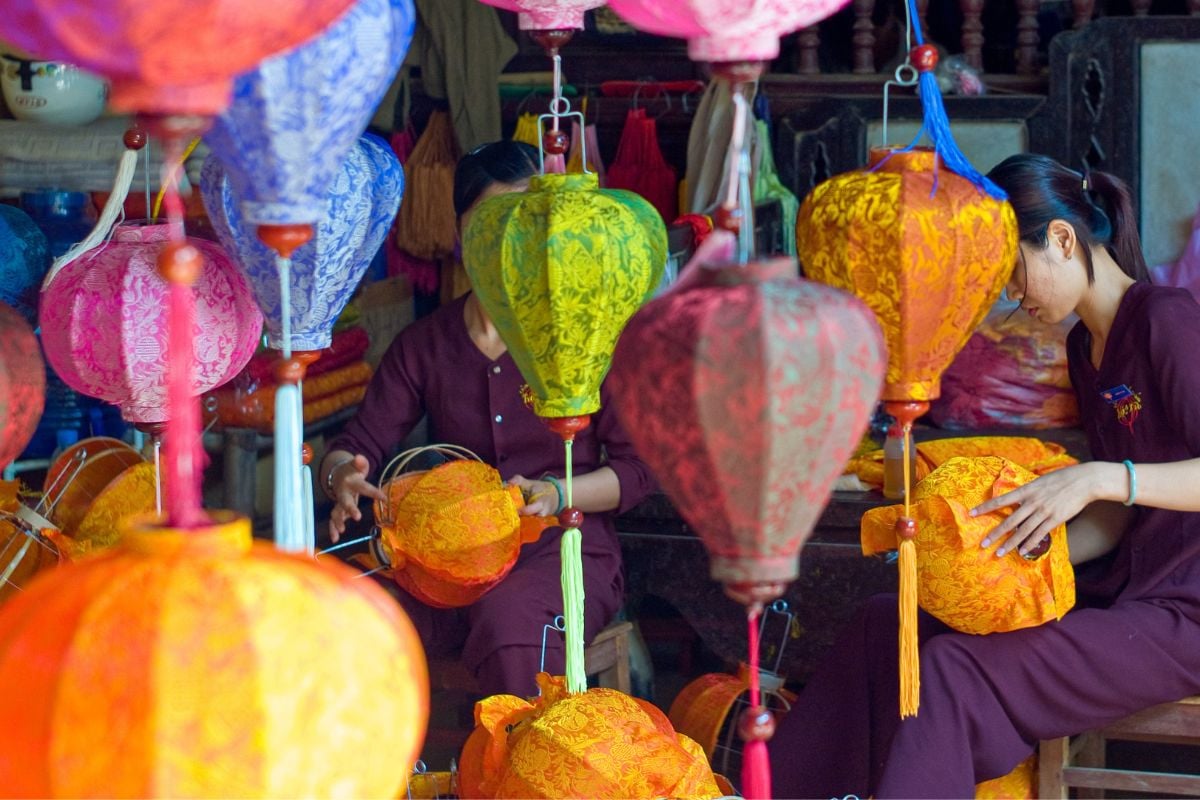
[459,673,722,799]
[0,481,59,605]
[373,445,555,608]
[0,513,429,798]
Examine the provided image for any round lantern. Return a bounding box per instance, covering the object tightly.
[0,0,357,115]
[459,672,722,799]
[0,204,50,324]
[0,512,429,798]
[463,172,666,422]
[479,0,604,30]
[0,482,59,606]
[39,221,263,425]
[0,301,46,471]
[609,258,885,601]
[41,437,142,536]
[606,0,852,62]
[373,446,555,608]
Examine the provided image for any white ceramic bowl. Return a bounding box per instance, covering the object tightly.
[1,55,108,126]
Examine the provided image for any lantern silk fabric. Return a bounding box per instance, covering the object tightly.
[462,172,666,418]
[202,134,403,351]
[0,513,428,799]
[606,0,853,62]
[0,302,45,470]
[844,434,1078,490]
[0,0,356,114]
[0,205,50,325]
[459,673,722,800]
[478,0,604,30]
[39,223,262,424]
[798,148,1018,403]
[205,0,415,225]
[861,456,1076,635]
[610,259,885,587]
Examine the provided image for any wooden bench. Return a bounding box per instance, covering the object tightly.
[1039,696,1200,798]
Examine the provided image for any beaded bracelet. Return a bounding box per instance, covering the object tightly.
[541,474,565,515]
[1122,459,1137,507]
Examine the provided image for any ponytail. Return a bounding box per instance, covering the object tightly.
[1086,170,1150,282]
[987,154,1150,284]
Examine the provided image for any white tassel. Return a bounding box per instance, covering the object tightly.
[274,382,305,552]
[42,146,139,289]
[302,463,316,556]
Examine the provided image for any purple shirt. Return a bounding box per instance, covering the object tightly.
[1068,281,1200,602]
[329,293,657,563]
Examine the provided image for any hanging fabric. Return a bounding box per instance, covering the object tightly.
[394,110,460,262]
[684,79,753,218]
[566,120,606,186]
[751,118,798,256]
[385,123,440,295]
[607,108,677,223]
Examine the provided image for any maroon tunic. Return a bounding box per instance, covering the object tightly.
[329,293,656,696]
[771,282,1200,798]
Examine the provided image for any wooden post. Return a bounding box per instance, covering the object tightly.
[797,25,821,75]
[222,427,259,518]
[960,0,985,71]
[915,0,930,39]
[852,0,876,74]
[1016,0,1041,75]
[1072,0,1096,28]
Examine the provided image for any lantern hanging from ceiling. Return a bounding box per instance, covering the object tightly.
[0,0,357,115]
[605,0,851,63]
[202,133,404,352]
[372,446,555,608]
[796,0,1019,717]
[459,672,723,799]
[0,204,50,325]
[0,301,46,471]
[0,513,429,798]
[479,0,604,30]
[39,221,262,427]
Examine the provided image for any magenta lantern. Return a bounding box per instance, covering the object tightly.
[0,0,356,115]
[39,222,262,425]
[0,302,46,470]
[605,0,851,62]
[609,258,885,604]
[478,0,604,30]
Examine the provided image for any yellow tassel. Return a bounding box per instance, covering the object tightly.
[898,532,920,717]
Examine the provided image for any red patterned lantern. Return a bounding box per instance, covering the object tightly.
[0,301,45,470]
[0,0,356,115]
[39,222,262,426]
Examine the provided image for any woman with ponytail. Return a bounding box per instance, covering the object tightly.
[771,154,1200,798]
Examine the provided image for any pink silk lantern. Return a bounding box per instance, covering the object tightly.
[39,222,262,426]
[478,0,603,30]
[606,0,851,62]
[0,302,46,470]
[0,0,357,115]
[610,257,885,603]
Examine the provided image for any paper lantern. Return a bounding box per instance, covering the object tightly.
[39,221,262,425]
[479,0,604,30]
[373,451,554,608]
[0,301,45,470]
[0,481,59,605]
[0,205,50,325]
[606,0,852,62]
[798,147,1017,410]
[202,134,404,351]
[463,172,666,422]
[844,435,1079,491]
[0,0,357,115]
[861,456,1075,635]
[204,0,414,227]
[0,513,428,798]
[41,437,143,537]
[459,673,722,799]
[609,258,884,600]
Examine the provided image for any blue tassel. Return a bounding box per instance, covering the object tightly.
[903,0,1006,200]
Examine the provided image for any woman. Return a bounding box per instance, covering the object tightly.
[320,140,655,697]
[770,154,1200,798]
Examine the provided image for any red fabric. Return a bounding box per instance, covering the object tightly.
[386,125,440,293]
[241,327,371,386]
[607,109,678,223]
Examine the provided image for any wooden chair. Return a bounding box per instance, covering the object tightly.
[428,620,634,695]
[1039,696,1200,798]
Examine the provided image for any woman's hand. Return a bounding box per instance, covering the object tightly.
[328,454,386,543]
[506,475,559,517]
[971,461,1123,557]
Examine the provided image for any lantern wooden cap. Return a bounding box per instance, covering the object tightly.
[867,147,940,172]
[257,224,315,258]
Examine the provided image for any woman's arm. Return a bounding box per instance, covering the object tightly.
[507,467,621,516]
[1066,499,1134,565]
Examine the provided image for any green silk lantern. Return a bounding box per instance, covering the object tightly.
[463,172,667,424]
[462,170,666,694]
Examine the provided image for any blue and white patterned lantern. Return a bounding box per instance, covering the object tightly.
[201,133,403,352]
[0,205,50,326]
[204,0,415,226]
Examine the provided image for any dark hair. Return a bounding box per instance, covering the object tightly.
[987,153,1149,284]
[453,140,539,218]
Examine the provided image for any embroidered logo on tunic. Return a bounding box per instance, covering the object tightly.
[519,383,536,411]
[1100,384,1142,432]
